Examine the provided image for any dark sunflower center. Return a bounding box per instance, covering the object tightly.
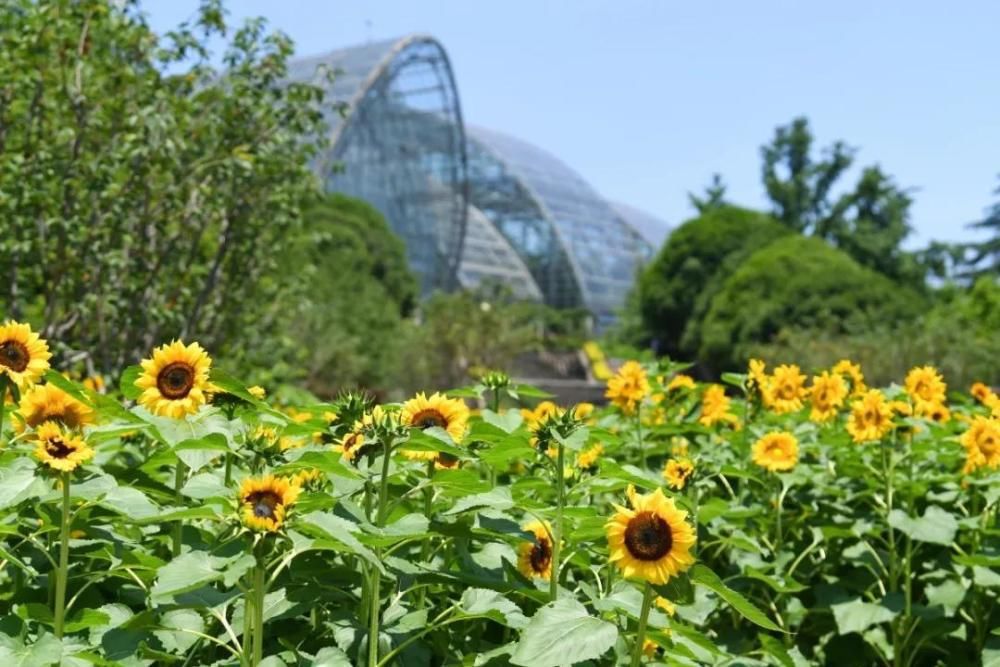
[436,452,459,468]
[157,362,195,400]
[624,511,673,561]
[246,491,282,519]
[777,383,796,399]
[45,438,74,459]
[343,433,361,452]
[411,409,447,429]
[981,436,997,454]
[530,537,551,572]
[0,340,29,373]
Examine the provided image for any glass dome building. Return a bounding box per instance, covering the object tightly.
[289,35,668,325]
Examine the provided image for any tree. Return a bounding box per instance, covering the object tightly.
[761,117,920,284]
[271,194,417,395]
[761,117,854,236]
[687,173,728,214]
[699,235,924,371]
[961,175,1000,278]
[635,206,790,360]
[0,0,329,376]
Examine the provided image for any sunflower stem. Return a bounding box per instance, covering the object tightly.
[416,461,435,609]
[252,562,266,665]
[549,440,565,601]
[0,376,8,446]
[630,581,655,667]
[172,460,187,557]
[368,442,393,666]
[224,453,233,487]
[53,471,71,639]
[635,404,644,467]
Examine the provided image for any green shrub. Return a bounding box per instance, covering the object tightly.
[636,206,790,358]
[700,235,924,371]
[751,276,1000,387]
[270,194,418,395]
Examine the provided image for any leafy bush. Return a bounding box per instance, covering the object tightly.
[700,235,923,371]
[0,0,328,377]
[753,276,1000,387]
[269,194,417,395]
[636,206,790,358]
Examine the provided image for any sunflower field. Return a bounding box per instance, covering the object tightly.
[0,320,997,666]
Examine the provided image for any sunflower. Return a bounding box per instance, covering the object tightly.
[666,374,696,392]
[970,382,995,405]
[517,520,554,580]
[959,416,1000,474]
[573,403,595,420]
[400,392,469,442]
[33,421,94,472]
[655,596,677,616]
[16,383,94,432]
[606,487,696,585]
[247,385,266,400]
[0,321,51,389]
[288,468,323,488]
[698,384,737,427]
[747,358,769,398]
[605,361,650,413]
[336,426,366,461]
[833,359,867,397]
[576,443,604,470]
[904,365,947,413]
[663,458,694,490]
[752,432,798,472]
[238,475,301,533]
[765,364,807,414]
[82,376,105,393]
[923,403,951,423]
[846,389,893,443]
[808,371,847,423]
[642,640,659,658]
[135,340,212,418]
[521,401,561,429]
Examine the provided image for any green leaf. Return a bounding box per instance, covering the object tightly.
[830,598,896,635]
[690,564,783,632]
[443,487,514,516]
[174,434,231,472]
[297,511,384,572]
[402,429,469,458]
[0,459,46,510]
[182,473,230,500]
[42,371,93,406]
[742,568,807,594]
[459,588,528,629]
[100,486,160,520]
[924,579,967,615]
[119,366,142,401]
[151,552,225,604]
[313,647,353,666]
[759,633,795,667]
[509,598,617,666]
[153,609,204,654]
[0,632,64,666]
[277,450,361,479]
[511,384,554,399]
[887,506,958,545]
[482,409,524,434]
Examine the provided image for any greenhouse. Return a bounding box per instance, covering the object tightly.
[288,34,667,324]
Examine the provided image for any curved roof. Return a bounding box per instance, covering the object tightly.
[288,35,469,292]
[458,206,543,301]
[610,201,671,250]
[467,126,652,323]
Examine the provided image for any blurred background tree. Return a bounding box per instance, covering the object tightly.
[0,0,328,376]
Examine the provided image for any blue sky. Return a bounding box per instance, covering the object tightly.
[142,0,1000,247]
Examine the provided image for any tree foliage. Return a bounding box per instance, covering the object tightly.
[636,206,790,359]
[961,175,1000,279]
[700,235,924,371]
[271,194,418,395]
[761,117,921,283]
[0,0,329,376]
